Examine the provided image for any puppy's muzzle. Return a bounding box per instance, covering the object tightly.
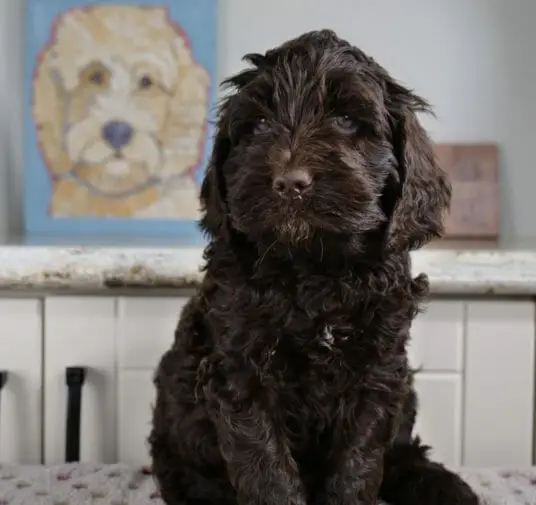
[272,168,313,198]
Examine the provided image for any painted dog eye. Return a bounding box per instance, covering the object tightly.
[138,75,154,90]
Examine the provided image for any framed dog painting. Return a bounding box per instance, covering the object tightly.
[24,0,217,243]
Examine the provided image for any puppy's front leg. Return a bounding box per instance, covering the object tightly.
[321,388,405,505]
[201,354,306,505]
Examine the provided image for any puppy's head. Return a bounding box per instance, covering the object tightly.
[201,30,450,254]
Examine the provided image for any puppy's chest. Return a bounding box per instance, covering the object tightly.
[266,322,370,423]
[289,323,354,352]
[317,324,345,347]
[267,319,370,373]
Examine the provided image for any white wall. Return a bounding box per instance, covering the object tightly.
[1,0,534,243]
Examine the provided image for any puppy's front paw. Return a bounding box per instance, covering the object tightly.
[381,460,479,505]
[405,464,479,505]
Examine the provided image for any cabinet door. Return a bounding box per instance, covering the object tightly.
[44,297,116,464]
[463,300,535,467]
[116,297,188,465]
[409,301,464,372]
[413,373,463,467]
[0,299,42,463]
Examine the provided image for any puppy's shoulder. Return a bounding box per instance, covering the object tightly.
[169,291,213,350]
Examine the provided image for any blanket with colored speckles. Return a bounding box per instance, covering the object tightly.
[0,463,532,505]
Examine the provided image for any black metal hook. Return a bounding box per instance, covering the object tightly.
[65,367,87,463]
[0,371,7,391]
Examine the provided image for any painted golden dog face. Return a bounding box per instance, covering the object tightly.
[33,5,210,218]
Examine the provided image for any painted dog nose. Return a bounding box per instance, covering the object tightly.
[102,120,134,150]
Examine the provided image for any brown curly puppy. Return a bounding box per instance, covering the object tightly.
[150,29,479,505]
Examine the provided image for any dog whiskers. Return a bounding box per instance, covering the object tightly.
[255,239,278,272]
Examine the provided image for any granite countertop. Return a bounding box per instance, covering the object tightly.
[0,244,534,295]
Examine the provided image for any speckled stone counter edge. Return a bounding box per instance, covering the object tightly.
[0,246,534,295]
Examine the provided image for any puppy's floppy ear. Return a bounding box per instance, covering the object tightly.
[385,81,451,252]
[199,99,232,240]
[199,53,264,240]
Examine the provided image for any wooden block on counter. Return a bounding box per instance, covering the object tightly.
[434,143,499,240]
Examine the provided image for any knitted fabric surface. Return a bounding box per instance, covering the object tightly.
[0,463,531,505]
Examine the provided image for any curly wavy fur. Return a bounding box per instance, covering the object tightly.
[150,30,478,505]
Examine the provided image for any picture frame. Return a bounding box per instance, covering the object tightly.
[24,0,218,244]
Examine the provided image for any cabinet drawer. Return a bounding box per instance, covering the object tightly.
[409,301,464,372]
[118,297,188,369]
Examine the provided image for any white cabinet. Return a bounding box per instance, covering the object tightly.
[463,301,535,467]
[410,300,535,468]
[108,297,534,468]
[117,369,154,466]
[0,294,533,468]
[409,301,465,467]
[42,296,187,466]
[413,374,463,467]
[409,301,465,372]
[0,299,42,464]
[43,297,117,465]
[116,297,186,465]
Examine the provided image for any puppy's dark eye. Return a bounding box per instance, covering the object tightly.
[253,117,271,134]
[333,115,359,133]
[139,75,154,90]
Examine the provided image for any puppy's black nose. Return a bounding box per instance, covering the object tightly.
[102,120,134,150]
[273,169,312,197]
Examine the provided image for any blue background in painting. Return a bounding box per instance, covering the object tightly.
[24,0,217,244]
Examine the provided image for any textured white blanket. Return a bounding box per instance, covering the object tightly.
[0,462,532,504]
